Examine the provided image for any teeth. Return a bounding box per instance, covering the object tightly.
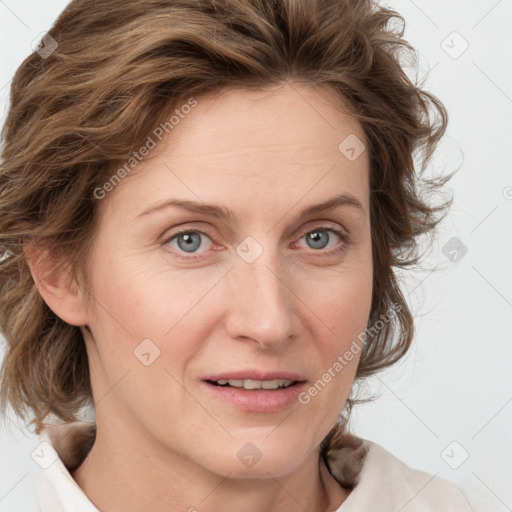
[215,379,294,390]
[261,380,279,390]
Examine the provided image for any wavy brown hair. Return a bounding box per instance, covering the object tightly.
[0,0,452,443]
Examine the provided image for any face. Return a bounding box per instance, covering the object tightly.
[80,82,372,478]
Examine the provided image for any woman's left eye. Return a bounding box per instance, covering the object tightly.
[163,227,347,260]
[295,227,346,253]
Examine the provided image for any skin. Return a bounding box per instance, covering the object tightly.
[29,81,373,512]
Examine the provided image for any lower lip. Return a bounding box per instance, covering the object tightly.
[201,381,307,412]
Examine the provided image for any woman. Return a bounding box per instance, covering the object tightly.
[0,0,473,510]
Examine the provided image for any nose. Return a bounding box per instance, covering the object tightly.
[224,253,296,350]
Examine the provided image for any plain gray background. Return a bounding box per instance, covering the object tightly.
[1,0,511,510]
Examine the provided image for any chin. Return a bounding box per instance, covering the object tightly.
[201,438,314,480]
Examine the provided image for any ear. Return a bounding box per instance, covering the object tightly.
[24,240,89,326]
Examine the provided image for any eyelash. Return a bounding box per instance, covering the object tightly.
[162,226,350,261]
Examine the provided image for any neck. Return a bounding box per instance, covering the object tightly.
[71,419,350,512]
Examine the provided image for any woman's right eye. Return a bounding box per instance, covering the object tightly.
[164,230,214,259]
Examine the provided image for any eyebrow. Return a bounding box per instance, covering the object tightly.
[136,193,364,221]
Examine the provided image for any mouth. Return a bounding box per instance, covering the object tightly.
[200,372,307,412]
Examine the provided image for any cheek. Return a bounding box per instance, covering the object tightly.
[86,253,225,369]
[301,264,372,398]
[308,262,373,344]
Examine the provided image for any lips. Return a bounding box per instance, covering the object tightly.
[200,370,308,412]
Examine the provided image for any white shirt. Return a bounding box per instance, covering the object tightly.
[36,421,473,511]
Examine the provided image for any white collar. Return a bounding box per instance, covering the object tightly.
[36,421,472,511]
[336,439,473,511]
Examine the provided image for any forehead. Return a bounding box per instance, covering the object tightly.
[162,83,366,160]
[100,82,370,222]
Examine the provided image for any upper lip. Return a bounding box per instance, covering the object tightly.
[202,370,307,382]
